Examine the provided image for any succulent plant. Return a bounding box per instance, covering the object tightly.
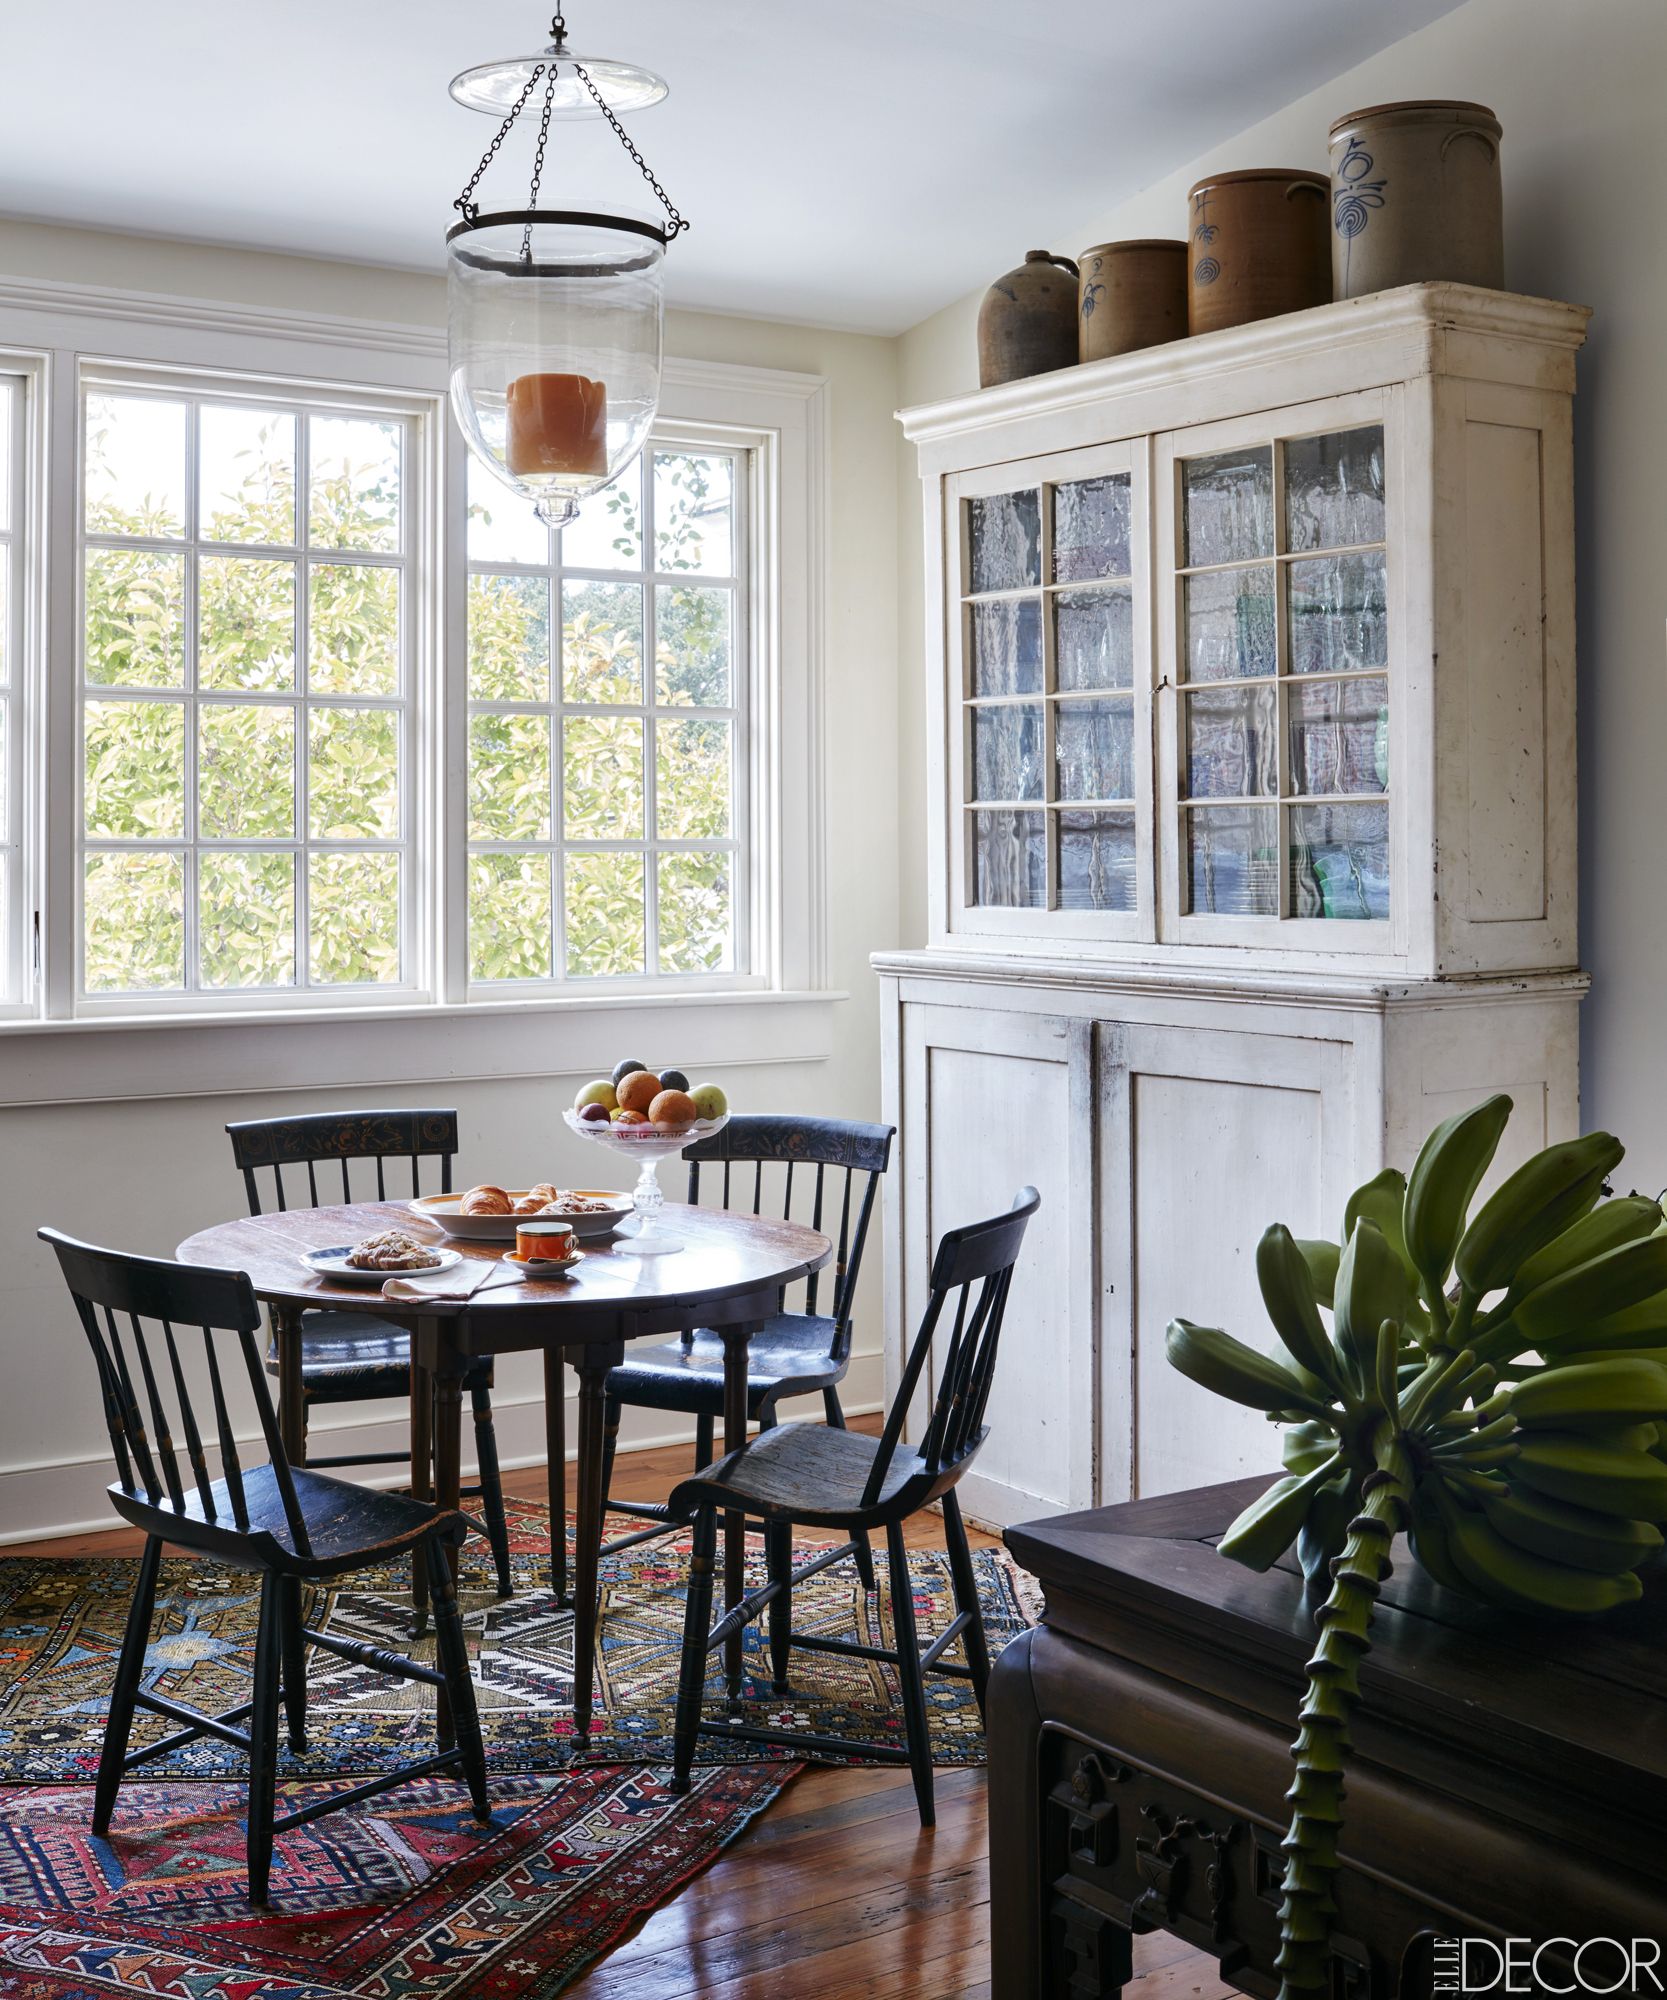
[1166,1094,1667,2000]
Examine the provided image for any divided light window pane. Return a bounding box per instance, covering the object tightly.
[465,448,745,985]
[78,387,411,998]
[0,377,21,1006]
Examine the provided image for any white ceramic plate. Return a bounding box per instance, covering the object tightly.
[305,1244,464,1286]
[504,1248,586,1278]
[409,1191,632,1241]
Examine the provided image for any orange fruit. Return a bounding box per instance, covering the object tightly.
[615,1069,662,1114]
[648,1088,697,1127]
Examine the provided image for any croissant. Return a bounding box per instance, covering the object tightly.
[512,1194,547,1216]
[459,1184,513,1216]
[527,1182,561,1204]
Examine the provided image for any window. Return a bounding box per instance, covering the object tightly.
[0,374,23,1007]
[465,441,745,986]
[1177,424,1388,921]
[78,382,417,1002]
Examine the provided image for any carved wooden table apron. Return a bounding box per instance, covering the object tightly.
[989,1480,1667,2000]
[177,1202,832,1742]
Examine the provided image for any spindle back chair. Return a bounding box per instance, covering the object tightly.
[39,1227,490,1902]
[666,1187,1039,1827]
[222,1107,512,1598]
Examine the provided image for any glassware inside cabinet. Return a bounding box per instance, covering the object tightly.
[1186,805,1280,916]
[1184,684,1277,797]
[973,810,1046,907]
[1185,566,1276,680]
[1289,801,1389,919]
[1284,426,1385,552]
[1056,697,1134,802]
[1288,549,1387,675]
[1060,811,1136,911]
[1288,676,1388,796]
[972,702,1043,802]
[1057,585,1133,690]
[1054,475,1131,583]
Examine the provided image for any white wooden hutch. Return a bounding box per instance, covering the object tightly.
[879,283,1591,1528]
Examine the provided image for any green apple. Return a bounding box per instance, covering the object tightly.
[575,1078,618,1112]
[690,1082,728,1120]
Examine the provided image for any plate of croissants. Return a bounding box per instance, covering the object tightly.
[409,1183,634,1242]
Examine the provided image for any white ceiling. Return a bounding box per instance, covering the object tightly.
[1,0,1464,334]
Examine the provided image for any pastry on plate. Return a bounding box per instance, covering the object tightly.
[347,1230,442,1272]
[459,1184,513,1216]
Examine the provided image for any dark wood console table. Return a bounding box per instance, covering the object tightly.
[990,1479,1667,2000]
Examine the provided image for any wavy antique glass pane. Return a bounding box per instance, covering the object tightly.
[469,710,551,840]
[1185,684,1277,798]
[469,851,553,981]
[199,852,296,988]
[308,707,399,839]
[1185,564,1276,682]
[565,850,645,976]
[308,415,400,552]
[1056,585,1133,691]
[563,714,643,838]
[84,700,186,837]
[84,394,186,538]
[656,717,731,838]
[1289,801,1389,919]
[656,584,731,705]
[1053,474,1131,583]
[467,456,548,566]
[468,573,550,701]
[198,704,296,838]
[200,556,297,693]
[562,457,642,571]
[972,702,1042,801]
[655,452,733,576]
[1058,811,1136,911]
[83,851,185,990]
[970,597,1043,696]
[309,563,399,695]
[1183,446,1272,567]
[971,809,1045,907]
[199,406,296,545]
[309,851,401,983]
[1289,550,1388,676]
[1186,805,1280,916]
[1055,696,1134,801]
[659,851,733,973]
[84,549,186,688]
[967,490,1040,594]
[1285,426,1385,553]
[1289,676,1389,796]
[562,581,643,703]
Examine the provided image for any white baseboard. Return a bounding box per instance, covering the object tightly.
[0,1351,886,1547]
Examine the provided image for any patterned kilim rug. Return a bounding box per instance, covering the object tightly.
[0,1763,790,1998]
[0,1496,1038,1782]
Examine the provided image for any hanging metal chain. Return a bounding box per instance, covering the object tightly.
[573,59,690,238]
[453,61,548,219]
[521,64,561,257]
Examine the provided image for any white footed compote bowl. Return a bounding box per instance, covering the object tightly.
[562,1108,729,1257]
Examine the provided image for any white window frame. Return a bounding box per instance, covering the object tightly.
[0,279,833,1104]
[0,360,41,1019]
[461,423,759,1000]
[74,363,435,1016]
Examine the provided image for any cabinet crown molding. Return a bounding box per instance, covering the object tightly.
[898,283,1591,447]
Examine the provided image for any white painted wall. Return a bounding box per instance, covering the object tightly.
[0,220,902,1538]
[896,0,1667,1199]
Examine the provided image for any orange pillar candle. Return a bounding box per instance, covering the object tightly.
[505,372,608,476]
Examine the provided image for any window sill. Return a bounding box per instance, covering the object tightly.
[0,988,846,1109]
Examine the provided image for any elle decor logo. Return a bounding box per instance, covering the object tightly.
[1435,1936,1666,1996]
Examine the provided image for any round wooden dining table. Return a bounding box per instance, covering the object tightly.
[177,1200,832,1742]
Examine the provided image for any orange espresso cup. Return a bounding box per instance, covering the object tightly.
[516,1220,575,1264]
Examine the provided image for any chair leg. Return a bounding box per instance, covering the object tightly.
[765,1519,793,1692]
[941,1489,992,1716]
[693,1410,714,1470]
[246,1572,285,1905]
[824,1389,877,1592]
[427,1538,491,1823]
[92,1533,162,1836]
[471,1383,514,1599]
[278,1575,308,1753]
[600,1392,622,1513]
[671,1505,718,1794]
[886,1520,936,1829]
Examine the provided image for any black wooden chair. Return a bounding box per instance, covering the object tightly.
[597,1115,895,1586]
[667,1186,1038,1828]
[38,1228,490,1904]
[225,1108,512,1598]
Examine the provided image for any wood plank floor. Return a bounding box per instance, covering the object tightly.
[8,1425,1225,2000]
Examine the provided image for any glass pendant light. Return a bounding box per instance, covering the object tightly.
[446,11,688,529]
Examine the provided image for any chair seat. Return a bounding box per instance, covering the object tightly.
[266,1310,494,1405]
[669,1422,940,1531]
[108,1463,468,1579]
[605,1313,845,1416]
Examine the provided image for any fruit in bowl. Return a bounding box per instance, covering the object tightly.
[616,1070,662,1115]
[573,1065,729,1136]
[575,1078,617,1113]
[691,1083,728,1120]
[649,1087,697,1127]
[576,1100,610,1125]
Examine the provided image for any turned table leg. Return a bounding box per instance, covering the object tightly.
[719,1321,760,1699]
[544,1347,568,1606]
[273,1307,307,1465]
[570,1339,623,1746]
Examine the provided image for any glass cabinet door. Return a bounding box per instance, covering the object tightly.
[1169,412,1390,932]
[956,450,1144,928]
